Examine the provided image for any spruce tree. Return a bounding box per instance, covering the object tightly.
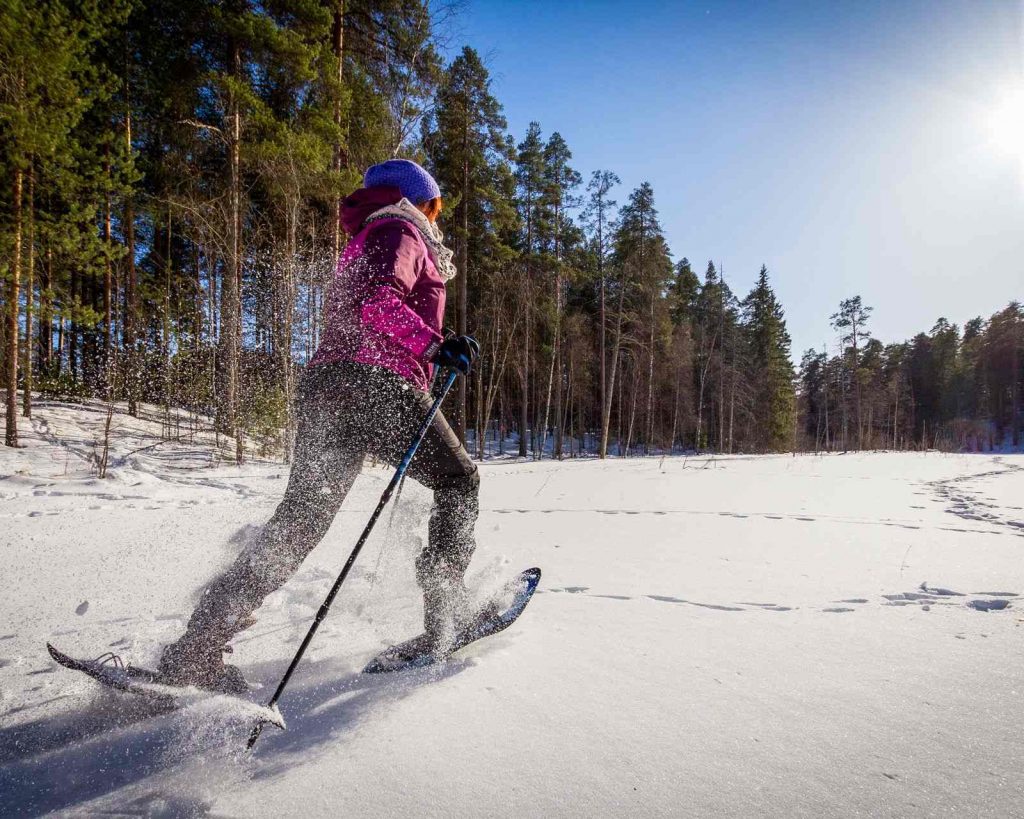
[741,265,795,452]
[609,183,672,455]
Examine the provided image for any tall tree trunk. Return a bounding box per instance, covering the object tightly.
[104,150,114,395]
[70,265,79,381]
[124,40,139,416]
[331,1,345,271]
[552,285,563,458]
[598,208,606,458]
[40,244,52,373]
[1012,319,1021,447]
[600,282,626,458]
[279,201,298,460]
[22,167,34,418]
[219,36,244,462]
[192,244,201,350]
[840,355,848,450]
[625,364,638,456]
[159,210,171,411]
[728,348,737,453]
[670,360,681,453]
[57,300,64,369]
[518,275,529,458]
[5,167,24,447]
[455,124,469,443]
[553,202,563,459]
[695,328,717,451]
[617,354,624,456]
[124,196,136,411]
[853,328,862,450]
[539,329,556,459]
[645,292,654,454]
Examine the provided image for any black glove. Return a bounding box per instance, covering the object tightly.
[432,334,480,375]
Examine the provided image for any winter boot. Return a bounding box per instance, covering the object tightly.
[422,579,506,654]
[157,633,250,695]
[422,578,470,653]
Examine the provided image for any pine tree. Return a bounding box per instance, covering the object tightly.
[422,46,509,443]
[581,170,619,457]
[539,132,580,458]
[1,0,128,444]
[830,295,872,450]
[741,265,795,452]
[692,261,721,450]
[607,182,672,455]
[512,122,545,455]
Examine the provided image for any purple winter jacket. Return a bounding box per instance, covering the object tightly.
[309,186,445,391]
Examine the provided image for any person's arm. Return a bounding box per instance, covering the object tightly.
[359,221,443,360]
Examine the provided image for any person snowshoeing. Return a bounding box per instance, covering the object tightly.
[158,159,481,693]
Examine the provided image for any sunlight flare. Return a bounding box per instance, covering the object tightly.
[986,82,1024,175]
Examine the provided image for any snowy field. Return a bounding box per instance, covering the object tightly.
[2,399,1023,818]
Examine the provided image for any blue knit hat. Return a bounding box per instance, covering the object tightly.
[364,159,441,204]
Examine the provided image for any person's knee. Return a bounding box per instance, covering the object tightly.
[461,467,481,496]
[434,467,479,499]
[274,486,343,535]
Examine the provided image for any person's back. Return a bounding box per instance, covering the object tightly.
[311,185,448,390]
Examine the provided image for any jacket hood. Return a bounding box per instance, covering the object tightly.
[340,186,403,235]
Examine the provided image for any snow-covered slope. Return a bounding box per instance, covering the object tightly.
[2,400,1022,817]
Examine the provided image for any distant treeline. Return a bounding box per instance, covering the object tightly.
[799,300,1022,453]
[1,1,1020,458]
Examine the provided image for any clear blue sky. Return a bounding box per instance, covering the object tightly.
[443,0,1024,360]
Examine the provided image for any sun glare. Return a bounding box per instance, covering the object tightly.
[987,83,1024,171]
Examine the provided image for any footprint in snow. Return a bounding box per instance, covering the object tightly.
[833,584,1018,614]
[966,599,1011,612]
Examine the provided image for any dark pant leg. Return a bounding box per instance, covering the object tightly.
[178,367,365,646]
[359,370,480,601]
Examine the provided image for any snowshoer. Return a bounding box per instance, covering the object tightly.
[158,159,481,693]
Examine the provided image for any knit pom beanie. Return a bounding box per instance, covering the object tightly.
[364,159,441,204]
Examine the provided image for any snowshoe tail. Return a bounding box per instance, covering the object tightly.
[364,566,542,674]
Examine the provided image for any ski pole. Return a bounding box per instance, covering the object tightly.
[247,367,461,750]
[387,367,446,522]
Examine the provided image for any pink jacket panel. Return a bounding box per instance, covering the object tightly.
[310,217,445,391]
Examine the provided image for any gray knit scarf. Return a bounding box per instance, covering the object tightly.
[363,198,458,282]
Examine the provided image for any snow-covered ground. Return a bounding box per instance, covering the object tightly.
[2,399,1023,817]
